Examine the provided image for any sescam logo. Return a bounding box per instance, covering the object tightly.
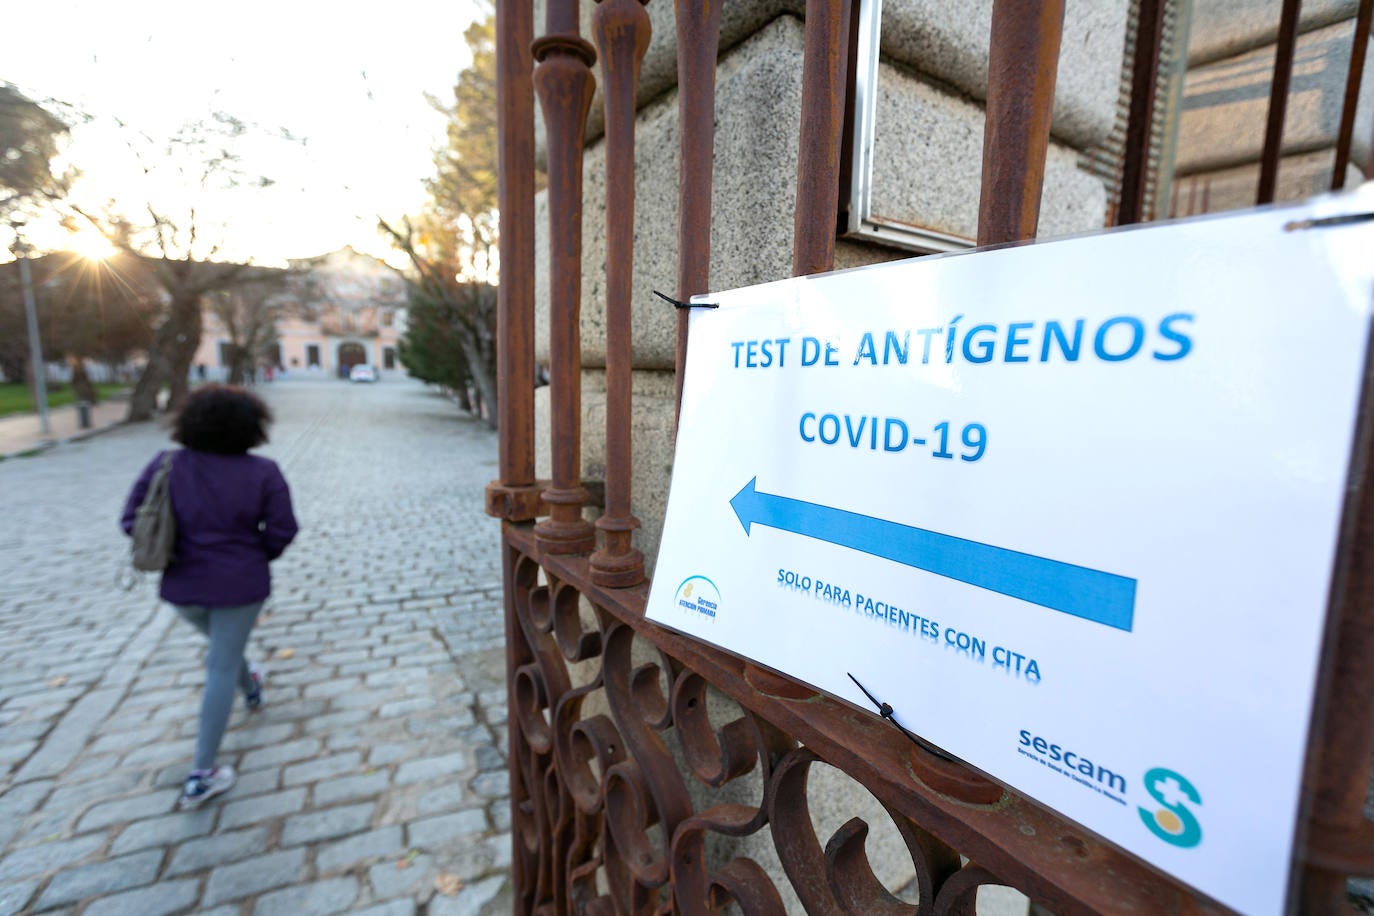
[1017,729,1127,802]
[1138,767,1203,848]
[674,576,721,621]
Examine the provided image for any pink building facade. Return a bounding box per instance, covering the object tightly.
[193,247,408,380]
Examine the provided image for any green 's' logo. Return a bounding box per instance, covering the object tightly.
[1138,767,1202,848]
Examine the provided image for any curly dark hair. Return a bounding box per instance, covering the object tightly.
[171,385,273,454]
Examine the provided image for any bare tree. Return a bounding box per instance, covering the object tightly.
[77,113,301,420]
[0,83,72,221]
[205,268,289,385]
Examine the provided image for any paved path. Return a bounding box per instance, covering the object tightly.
[0,377,512,915]
[0,398,131,461]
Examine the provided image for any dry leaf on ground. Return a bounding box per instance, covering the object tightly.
[435,873,464,896]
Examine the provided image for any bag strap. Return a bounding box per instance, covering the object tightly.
[142,450,176,507]
[158,450,175,500]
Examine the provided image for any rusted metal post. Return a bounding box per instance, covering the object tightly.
[977,0,1065,246]
[1257,0,1302,204]
[589,0,650,587]
[1331,0,1372,190]
[487,0,545,522]
[741,0,854,704]
[1116,0,1167,225]
[1296,349,1374,910]
[792,0,853,277]
[931,0,1068,807]
[492,0,540,902]
[533,0,598,555]
[674,0,725,424]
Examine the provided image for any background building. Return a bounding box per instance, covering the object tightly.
[193,247,409,380]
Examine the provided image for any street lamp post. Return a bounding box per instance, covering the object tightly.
[11,224,50,436]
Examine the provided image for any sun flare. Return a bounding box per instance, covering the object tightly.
[68,230,117,262]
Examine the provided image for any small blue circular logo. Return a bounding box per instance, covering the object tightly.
[674,576,721,621]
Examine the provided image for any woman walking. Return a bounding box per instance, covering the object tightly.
[121,385,298,808]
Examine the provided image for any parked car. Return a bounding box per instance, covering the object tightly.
[349,365,378,383]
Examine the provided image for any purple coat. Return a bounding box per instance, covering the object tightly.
[121,449,298,607]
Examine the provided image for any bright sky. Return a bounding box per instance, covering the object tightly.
[4,0,487,267]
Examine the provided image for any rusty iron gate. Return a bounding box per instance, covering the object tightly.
[485,0,1374,911]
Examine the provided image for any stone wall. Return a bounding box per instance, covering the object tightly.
[1171,0,1371,216]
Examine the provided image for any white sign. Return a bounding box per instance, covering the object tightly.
[646,184,1374,916]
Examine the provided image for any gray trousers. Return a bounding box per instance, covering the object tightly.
[174,601,263,771]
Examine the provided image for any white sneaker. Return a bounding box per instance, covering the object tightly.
[179,765,236,809]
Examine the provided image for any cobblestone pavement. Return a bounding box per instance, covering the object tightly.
[0,377,513,915]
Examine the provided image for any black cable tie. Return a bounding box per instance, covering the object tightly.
[1283,212,1374,231]
[848,673,922,748]
[654,289,718,309]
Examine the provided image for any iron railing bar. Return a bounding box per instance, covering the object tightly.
[977,0,1066,246]
[739,0,859,708]
[1257,0,1302,204]
[532,0,598,555]
[1332,0,1372,190]
[487,0,543,522]
[792,0,854,277]
[673,0,724,426]
[1117,0,1168,225]
[590,0,649,588]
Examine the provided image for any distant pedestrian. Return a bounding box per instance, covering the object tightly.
[120,385,299,809]
[196,363,207,382]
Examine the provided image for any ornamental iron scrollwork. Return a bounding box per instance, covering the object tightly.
[502,540,1026,914]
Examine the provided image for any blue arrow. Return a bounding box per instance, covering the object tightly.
[730,477,1135,631]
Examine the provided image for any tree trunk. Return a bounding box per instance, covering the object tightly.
[168,347,195,412]
[459,333,498,430]
[227,345,249,385]
[68,356,97,403]
[453,384,474,413]
[127,328,171,422]
[165,294,203,413]
[127,291,203,421]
